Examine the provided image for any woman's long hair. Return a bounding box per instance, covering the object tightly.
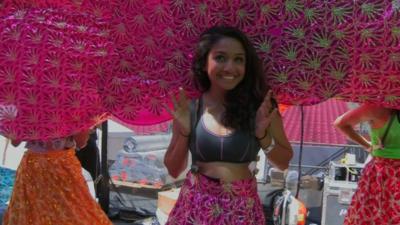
[192,26,275,132]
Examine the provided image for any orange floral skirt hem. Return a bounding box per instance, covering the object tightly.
[3,149,112,225]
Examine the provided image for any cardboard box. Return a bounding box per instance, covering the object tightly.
[157,188,180,215]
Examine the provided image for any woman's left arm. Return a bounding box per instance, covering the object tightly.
[255,90,293,170]
[263,114,293,171]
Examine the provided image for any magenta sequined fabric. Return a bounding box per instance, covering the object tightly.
[344,158,400,225]
[106,0,400,110]
[101,0,200,127]
[1,1,400,140]
[101,0,400,110]
[0,7,114,140]
[166,172,265,225]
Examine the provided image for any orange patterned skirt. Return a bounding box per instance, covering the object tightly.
[3,149,112,225]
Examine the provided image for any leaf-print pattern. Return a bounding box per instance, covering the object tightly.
[166,172,265,225]
[0,1,400,139]
[344,158,400,225]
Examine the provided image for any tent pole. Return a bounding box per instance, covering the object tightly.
[99,120,110,214]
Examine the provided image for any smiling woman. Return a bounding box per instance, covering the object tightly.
[205,37,246,92]
[163,26,293,225]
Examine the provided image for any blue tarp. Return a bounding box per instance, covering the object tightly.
[0,166,16,216]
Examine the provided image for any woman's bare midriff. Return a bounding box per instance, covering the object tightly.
[196,161,253,182]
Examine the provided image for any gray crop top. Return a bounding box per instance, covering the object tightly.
[189,98,260,163]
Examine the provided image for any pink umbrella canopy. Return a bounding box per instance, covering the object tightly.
[163,0,400,106]
[103,0,400,128]
[100,0,199,127]
[338,0,400,109]
[0,0,112,18]
[0,7,115,140]
[1,0,400,140]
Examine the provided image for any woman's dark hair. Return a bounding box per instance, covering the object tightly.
[192,25,275,132]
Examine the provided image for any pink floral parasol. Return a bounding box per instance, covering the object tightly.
[338,0,400,108]
[159,0,400,108]
[0,0,113,18]
[0,7,115,140]
[100,0,199,127]
[1,0,400,140]
[102,0,356,127]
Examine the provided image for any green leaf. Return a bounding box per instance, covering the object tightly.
[285,0,303,17]
[389,53,400,62]
[292,27,305,39]
[237,9,247,19]
[333,30,346,39]
[304,8,316,23]
[330,69,346,79]
[314,32,332,48]
[257,42,271,53]
[385,95,399,102]
[361,3,380,20]
[305,56,321,69]
[392,26,400,38]
[282,46,297,61]
[275,72,288,83]
[261,4,272,15]
[360,29,373,41]
[332,7,351,23]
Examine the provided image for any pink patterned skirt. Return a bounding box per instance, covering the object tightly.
[344,157,400,225]
[166,171,265,225]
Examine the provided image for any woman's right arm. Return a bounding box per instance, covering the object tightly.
[164,120,190,178]
[333,104,378,150]
[163,88,191,178]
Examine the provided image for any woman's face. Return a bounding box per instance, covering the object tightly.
[205,37,246,92]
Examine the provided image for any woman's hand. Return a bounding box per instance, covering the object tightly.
[164,88,191,178]
[11,139,22,147]
[164,88,190,136]
[73,129,91,149]
[255,90,278,139]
